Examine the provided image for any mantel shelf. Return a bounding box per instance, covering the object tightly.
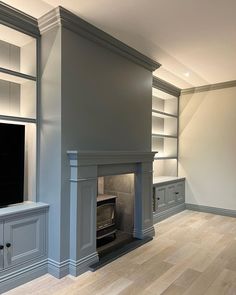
[0,67,36,84]
[152,133,177,139]
[0,114,36,124]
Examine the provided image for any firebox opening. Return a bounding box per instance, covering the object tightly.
[97,173,135,258]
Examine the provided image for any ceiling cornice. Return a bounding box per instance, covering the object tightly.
[38,6,161,72]
[0,1,40,37]
[181,80,236,95]
[153,76,181,97]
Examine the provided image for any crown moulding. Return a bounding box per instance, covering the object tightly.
[38,6,161,72]
[153,76,181,97]
[181,79,236,95]
[0,2,40,37]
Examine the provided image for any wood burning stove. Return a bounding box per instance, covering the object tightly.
[97,194,117,240]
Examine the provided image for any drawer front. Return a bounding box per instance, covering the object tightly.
[4,212,46,269]
[155,186,167,212]
[175,181,185,203]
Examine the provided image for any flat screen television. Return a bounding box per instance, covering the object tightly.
[0,123,25,207]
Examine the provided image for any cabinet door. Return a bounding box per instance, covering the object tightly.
[175,181,185,203]
[0,222,3,270]
[166,184,176,206]
[4,213,46,269]
[156,186,167,212]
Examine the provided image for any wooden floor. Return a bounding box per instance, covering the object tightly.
[4,210,236,295]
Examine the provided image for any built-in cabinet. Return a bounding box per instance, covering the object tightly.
[0,4,49,293]
[0,203,48,292]
[152,82,179,177]
[0,23,38,202]
[153,178,185,223]
[152,77,185,222]
[3,213,46,268]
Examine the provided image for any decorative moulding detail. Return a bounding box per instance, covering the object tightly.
[153,76,181,97]
[181,80,236,95]
[0,2,40,37]
[67,150,156,166]
[38,6,161,72]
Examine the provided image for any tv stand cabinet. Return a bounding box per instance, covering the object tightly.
[0,202,49,293]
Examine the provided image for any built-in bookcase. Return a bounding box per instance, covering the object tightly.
[0,24,38,202]
[152,78,180,178]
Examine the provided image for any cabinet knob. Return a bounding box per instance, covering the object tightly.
[157,197,160,200]
[6,243,11,248]
[175,192,179,194]
[0,245,3,250]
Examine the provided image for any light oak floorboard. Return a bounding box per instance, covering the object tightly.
[3,210,236,295]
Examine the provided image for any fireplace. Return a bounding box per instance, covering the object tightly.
[97,194,117,240]
[67,150,155,276]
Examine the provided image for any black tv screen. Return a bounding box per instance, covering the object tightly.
[0,123,25,207]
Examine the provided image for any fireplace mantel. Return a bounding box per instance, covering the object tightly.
[67,150,155,276]
[67,150,156,166]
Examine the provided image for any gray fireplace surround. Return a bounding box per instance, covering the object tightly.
[66,150,155,276]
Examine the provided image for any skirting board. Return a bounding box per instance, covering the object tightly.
[48,258,70,279]
[153,203,186,224]
[0,260,48,294]
[186,203,236,218]
[133,225,155,239]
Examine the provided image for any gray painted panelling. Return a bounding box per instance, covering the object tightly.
[153,179,185,221]
[61,27,152,152]
[39,26,64,263]
[4,212,46,268]
[39,7,155,276]
[0,205,48,293]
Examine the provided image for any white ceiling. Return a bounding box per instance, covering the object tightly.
[2,0,236,88]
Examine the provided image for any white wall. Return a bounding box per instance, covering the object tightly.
[179,86,236,210]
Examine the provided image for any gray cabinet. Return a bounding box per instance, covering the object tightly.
[3,213,46,269]
[153,178,185,223]
[0,203,48,275]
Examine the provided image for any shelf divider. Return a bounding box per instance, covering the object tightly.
[152,133,177,139]
[0,114,36,124]
[152,109,177,118]
[0,67,36,84]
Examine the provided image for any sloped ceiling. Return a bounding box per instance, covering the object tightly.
[2,0,236,88]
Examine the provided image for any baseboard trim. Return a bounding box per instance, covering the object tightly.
[48,258,70,279]
[153,203,186,223]
[185,203,236,218]
[69,252,99,277]
[133,225,155,239]
[0,259,48,294]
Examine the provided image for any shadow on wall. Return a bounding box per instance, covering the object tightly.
[179,91,208,135]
